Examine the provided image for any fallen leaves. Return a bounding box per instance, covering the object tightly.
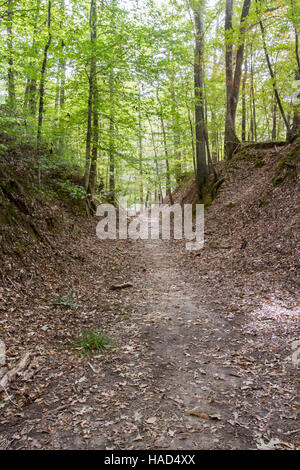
[146,417,157,424]
[0,152,299,450]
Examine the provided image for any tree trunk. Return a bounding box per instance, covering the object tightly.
[87,0,99,196]
[109,70,115,204]
[187,102,197,178]
[58,37,66,156]
[84,77,93,190]
[54,0,66,156]
[157,89,173,205]
[256,1,290,136]
[6,0,15,110]
[225,0,251,158]
[138,88,144,204]
[170,73,182,183]
[250,53,257,141]
[24,0,41,115]
[147,112,163,203]
[36,0,52,186]
[290,0,300,138]
[108,0,117,204]
[241,58,247,141]
[193,1,208,198]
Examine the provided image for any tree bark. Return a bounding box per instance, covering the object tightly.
[84,76,93,190]
[146,112,163,203]
[24,0,41,115]
[36,0,52,186]
[256,1,290,135]
[225,0,251,158]
[241,59,247,141]
[87,0,99,196]
[108,0,117,204]
[187,101,197,178]
[170,72,182,183]
[108,70,115,204]
[157,89,173,205]
[6,0,15,110]
[290,0,300,138]
[138,88,144,204]
[250,52,257,141]
[192,1,208,198]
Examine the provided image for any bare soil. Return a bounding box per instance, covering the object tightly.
[0,232,299,450]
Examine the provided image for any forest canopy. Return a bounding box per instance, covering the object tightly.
[0,0,299,204]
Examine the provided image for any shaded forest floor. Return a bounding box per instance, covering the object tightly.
[0,140,299,449]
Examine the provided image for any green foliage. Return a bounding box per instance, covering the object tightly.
[254,155,266,168]
[0,0,298,203]
[55,287,78,311]
[53,180,86,200]
[0,144,8,155]
[271,140,300,186]
[73,329,115,356]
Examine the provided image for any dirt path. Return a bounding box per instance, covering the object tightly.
[107,238,252,450]
[0,234,299,450]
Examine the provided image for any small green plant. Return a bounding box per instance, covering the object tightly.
[254,156,265,168]
[55,287,77,310]
[0,143,8,155]
[73,329,115,355]
[54,179,86,200]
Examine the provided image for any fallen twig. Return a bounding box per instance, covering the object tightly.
[0,352,31,389]
[110,282,133,291]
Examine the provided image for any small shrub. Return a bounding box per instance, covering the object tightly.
[54,287,78,310]
[54,179,86,200]
[73,329,115,355]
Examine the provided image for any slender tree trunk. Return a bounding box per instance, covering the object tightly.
[147,113,163,202]
[107,0,117,204]
[54,61,61,112]
[271,90,277,139]
[291,70,300,138]
[193,1,208,198]
[109,70,115,204]
[241,58,247,141]
[225,0,251,158]
[170,73,182,183]
[250,91,254,141]
[157,90,173,205]
[58,37,66,155]
[256,1,290,136]
[161,117,173,205]
[250,53,257,141]
[36,0,52,186]
[87,0,99,196]
[57,0,66,156]
[88,82,99,196]
[138,88,144,204]
[6,0,15,110]
[187,102,197,178]
[84,77,93,190]
[24,0,41,115]
[290,0,300,138]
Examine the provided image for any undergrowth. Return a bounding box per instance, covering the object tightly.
[72,329,115,356]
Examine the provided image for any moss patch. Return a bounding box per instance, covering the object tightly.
[271,140,300,187]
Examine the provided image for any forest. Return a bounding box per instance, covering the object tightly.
[0,0,299,453]
[0,0,299,203]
